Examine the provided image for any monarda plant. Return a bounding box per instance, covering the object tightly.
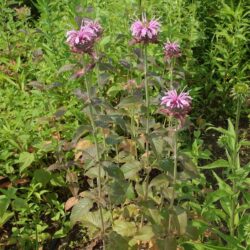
[63,14,199,250]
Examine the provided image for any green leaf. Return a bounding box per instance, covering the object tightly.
[207,126,234,138]
[158,159,174,172]
[125,183,135,200]
[0,196,10,217]
[33,169,51,186]
[133,225,154,241]
[113,220,137,237]
[85,166,105,179]
[213,171,233,195]
[150,136,164,155]
[12,197,29,211]
[70,198,93,226]
[0,212,14,228]
[185,224,200,240]
[109,180,129,205]
[107,85,123,97]
[175,207,187,235]
[239,140,250,147]
[105,134,123,145]
[121,160,141,180]
[118,96,142,108]
[107,231,129,250]
[145,208,165,226]
[81,210,104,229]
[100,35,111,47]
[200,159,229,169]
[178,154,199,178]
[156,237,177,250]
[57,64,76,74]
[220,197,232,217]
[0,188,17,200]
[104,163,124,180]
[149,174,169,190]
[182,242,232,250]
[227,119,236,139]
[206,189,228,204]
[18,152,34,173]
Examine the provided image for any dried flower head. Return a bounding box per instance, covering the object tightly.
[160,89,192,123]
[164,41,181,60]
[131,15,160,44]
[66,19,102,55]
[15,6,31,20]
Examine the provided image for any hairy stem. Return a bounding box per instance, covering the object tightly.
[168,124,178,233]
[138,0,142,16]
[140,44,150,227]
[84,76,105,248]
[144,44,150,200]
[230,98,241,237]
[96,50,108,160]
[169,60,173,89]
[170,127,178,208]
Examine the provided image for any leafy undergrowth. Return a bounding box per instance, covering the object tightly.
[0,0,249,250]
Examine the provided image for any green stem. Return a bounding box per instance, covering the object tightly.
[170,127,178,208]
[138,0,142,16]
[234,98,241,149]
[96,49,108,160]
[96,48,113,228]
[84,76,105,249]
[169,61,173,89]
[167,61,174,157]
[230,98,241,237]
[144,45,149,148]
[168,124,178,233]
[130,98,138,160]
[115,144,119,164]
[140,44,150,228]
[35,222,38,250]
[144,44,150,200]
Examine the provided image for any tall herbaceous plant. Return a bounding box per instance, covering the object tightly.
[64,4,197,250]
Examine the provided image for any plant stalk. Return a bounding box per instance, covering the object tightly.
[138,0,142,16]
[140,44,150,228]
[170,126,178,208]
[169,60,173,89]
[95,49,108,160]
[144,44,150,201]
[230,98,241,237]
[168,123,178,233]
[84,76,105,249]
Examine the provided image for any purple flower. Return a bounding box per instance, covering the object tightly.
[164,42,181,60]
[84,20,103,38]
[66,20,102,55]
[131,16,160,44]
[160,89,192,123]
[161,90,191,109]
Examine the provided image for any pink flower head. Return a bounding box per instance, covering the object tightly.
[84,20,103,38]
[131,15,160,44]
[164,42,181,60]
[160,89,192,124]
[66,19,102,55]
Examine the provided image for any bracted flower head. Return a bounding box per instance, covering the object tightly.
[131,15,160,44]
[164,41,181,60]
[84,20,103,38]
[231,83,249,102]
[66,19,102,55]
[160,89,192,124]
